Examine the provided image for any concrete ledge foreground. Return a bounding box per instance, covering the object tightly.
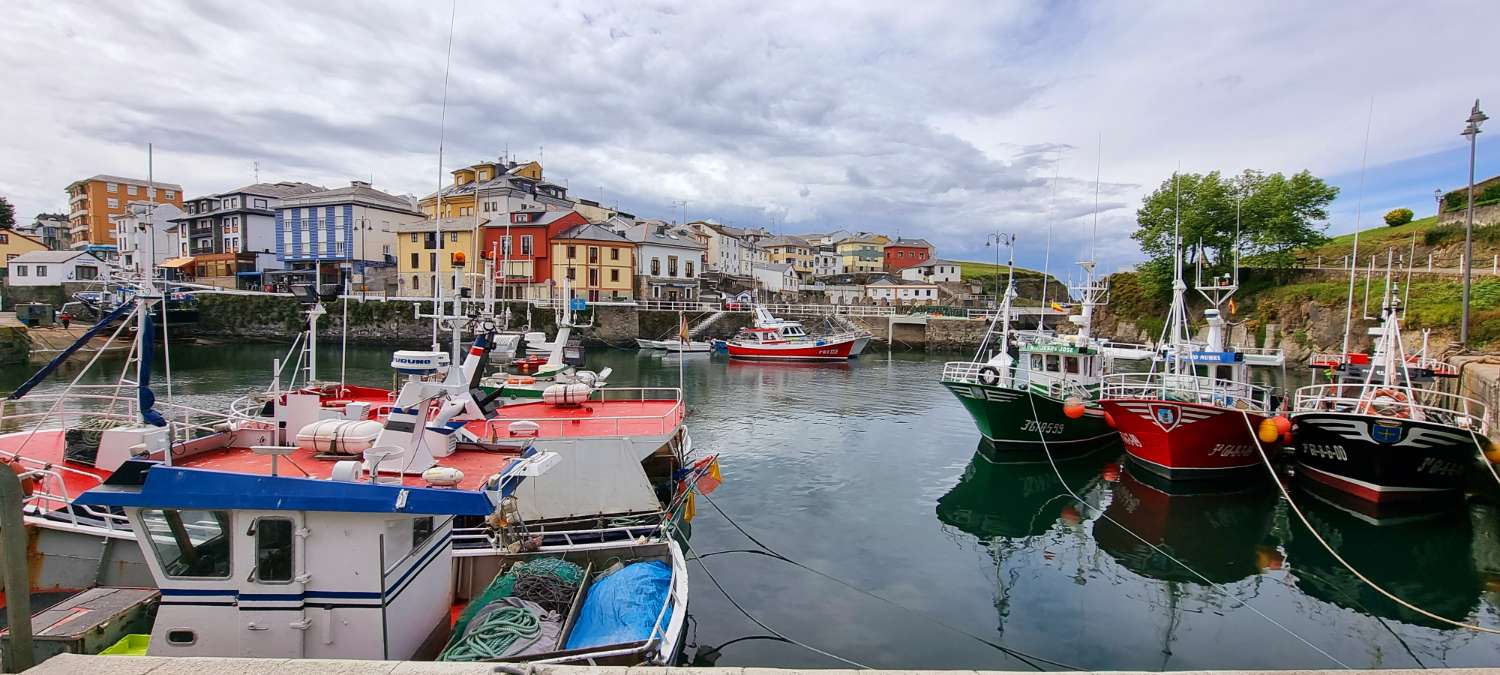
[21,655,1500,675]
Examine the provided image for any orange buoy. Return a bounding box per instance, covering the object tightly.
[1101,463,1121,483]
[1272,415,1292,435]
[1062,397,1086,420]
[1256,545,1285,571]
[1104,411,1116,428]
[1059,504,1082,525]
[1258,418,1280,444]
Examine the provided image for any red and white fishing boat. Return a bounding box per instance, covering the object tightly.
[1097,191,1280,479]
[720,305,871,361]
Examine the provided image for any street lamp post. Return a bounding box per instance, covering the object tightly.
[1435,188,1444,221]
[1461,99,1488,348]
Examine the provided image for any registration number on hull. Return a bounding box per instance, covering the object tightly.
[1303,443,1348,461]
[1021,419,1064,436]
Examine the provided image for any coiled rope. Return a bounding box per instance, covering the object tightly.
[1236,409,1500,635]
[1024,393,1351,668]
[441,606,541,661]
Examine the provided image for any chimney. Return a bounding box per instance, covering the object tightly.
[351,180,371,189]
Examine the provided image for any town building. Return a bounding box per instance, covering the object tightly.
[550,223,636,302]
[478,210,589,300]
[753,262,800,296]
[884,238,934,271]
[111,202,184,272]
[0,229,50,280]
[395,217,487,297]
[66,175,184,247]
[170,182,324,282]
[760,235,816,280]
[421,159,570,221]
[620,220,705,301]
[15,215,70,250]
[901,258,961,283]
[276,181,424,287]
[864,279,941,304]
[801,229,852,247]
[6,250,109,287]
[836,233,886,274]
[813,249,843,277]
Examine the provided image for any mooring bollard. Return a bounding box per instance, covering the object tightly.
[0,465,34,672]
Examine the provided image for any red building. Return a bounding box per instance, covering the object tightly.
[884,238,934,272]
[479,210,589,296]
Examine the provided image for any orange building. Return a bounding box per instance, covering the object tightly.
[66,175,185,247]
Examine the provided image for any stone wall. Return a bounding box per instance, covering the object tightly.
[925,316,990,352]
[1438,202,1500,227]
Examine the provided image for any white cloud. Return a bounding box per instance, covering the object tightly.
[1,0,1496,275]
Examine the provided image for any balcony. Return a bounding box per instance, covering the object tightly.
[70,192,87,205]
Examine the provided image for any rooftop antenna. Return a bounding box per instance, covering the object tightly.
[1339,98,1375,358]
[253,161,259,183]
[431,0,458,351]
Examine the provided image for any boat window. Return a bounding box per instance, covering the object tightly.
[412,516,435,551]
[1045,355,1060,372]
[1216,365,1233,381]
[1064,356,1079,374]
[140,509,232,579]
[1030,354,1043,371]
[254,517,295,583]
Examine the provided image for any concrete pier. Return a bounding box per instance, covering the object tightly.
[20,655,1500,675]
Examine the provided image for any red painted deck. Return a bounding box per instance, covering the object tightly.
[2,397,683,511]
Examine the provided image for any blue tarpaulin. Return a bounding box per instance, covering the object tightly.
[564,560,673,650]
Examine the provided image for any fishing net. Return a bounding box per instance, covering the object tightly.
[444,557,585,659]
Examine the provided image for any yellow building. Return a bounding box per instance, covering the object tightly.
[0,229,50,278]
[761,235,815,279]
[394,217,486,297]
[835,233,886,274]
[550,223,636,302]
[418,160,553,219]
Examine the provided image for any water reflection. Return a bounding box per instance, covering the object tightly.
[936,442,1118,540]
[1096,465,1278,584]
[1288,482,1481,628]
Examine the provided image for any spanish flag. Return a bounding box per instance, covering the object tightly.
[679,313,690,342]
[1228,299,1238,316]
[694,455,723,495]
[1050,301,1066,313]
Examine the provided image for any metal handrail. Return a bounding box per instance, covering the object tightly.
[941,361,1016,388]
[1100,372,1273,411]
[1292,383,1489,433]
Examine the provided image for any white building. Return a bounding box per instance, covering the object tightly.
[621,220,706,301]
[813,249,842,277]
[111,202,184,272]
[865,279,940,304]
[6,250,109,286]
[692,222,770,277]
[901,258,961,283]
[753,262,800,295]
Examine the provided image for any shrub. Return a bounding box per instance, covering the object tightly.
[1384,208,1414,226]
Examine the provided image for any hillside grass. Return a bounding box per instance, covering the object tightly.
[1257,276,1500,345]
[1299,215,1441,262]
[953,260,1048,280]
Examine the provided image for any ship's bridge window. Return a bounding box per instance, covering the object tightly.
[140,509,232,579]
[253,517,294,583]
[1215,365,1233,381]
[1045,355,1060,372]
[1030,353,1044,371]
[1064,356,1080,374]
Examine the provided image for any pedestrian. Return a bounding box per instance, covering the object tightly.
[59,311,72,330]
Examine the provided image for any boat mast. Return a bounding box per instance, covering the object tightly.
[1037,149,1062,331]
[1164,173,1190,374]
[431,0,457,352]
[1072,139,1107,342]
[1340,100,1375,358]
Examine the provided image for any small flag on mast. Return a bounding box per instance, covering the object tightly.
[679,313,690,342]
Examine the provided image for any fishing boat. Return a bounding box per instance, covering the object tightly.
[71,457,691,664]
[1290,252,1487,507]
[1098,186,1278,480]
[942,227,1147,455]
[717,305,871,361]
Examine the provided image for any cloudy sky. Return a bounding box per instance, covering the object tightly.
[3,1,1497,273]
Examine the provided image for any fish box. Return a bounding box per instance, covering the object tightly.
[0,587,159,670]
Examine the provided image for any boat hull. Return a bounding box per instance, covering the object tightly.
[726,336,859,361]
[1292,412,1480,504]
[942,380,1115,456]
[1101,398,1267,479]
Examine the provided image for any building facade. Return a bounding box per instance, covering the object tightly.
[16,215,70,250]
[6,250,109,286]
[395,217,486,297]
[836,234,887,274]
[111,202,184,272]
[813,249,843,277]
[0,229,50,279]
[865,279,940,304]
[753,262,800,295]
[884,238,934,271]
[478,209,589,300]
[760,236,815,279]
[901,258,961,283]
[276,181,424,286]
[622,221,705,301]
[550,223,635,302]
[172,181,324,279]
[66,175,184,247]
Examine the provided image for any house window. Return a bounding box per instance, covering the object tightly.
[107,198,119,209]
[412,275,420,289]
[588,247,599,264]
[14,265,26,277]
[520,235,532,255]
[254,198,267,208]
[76,266,98,280]
[139,509,231,579]
[588,268,599,286]
[500,236,512,256]
[34,265,46,276]
[165,190,175,199]
[127,185,138,196]
[107,182,118,193]
[429,252,437,271]
[667,256,678,277]
[686,261,694,277]
[0,234,6,244]
[410,233,418,243]
[566,267,576,280]
[567,245,577,259]
[651,258,660,276]
[610,269,619,282]
[253,517,294,583]
[449,232,458,242]
[610,248,619,261]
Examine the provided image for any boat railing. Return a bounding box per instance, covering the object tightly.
[482,387,685,440]
[940,361,1017,388]
[1292,383,1489,433]
[451,521,665,551]
[1100,372,1273,411]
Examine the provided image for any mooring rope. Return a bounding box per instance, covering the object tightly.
[1023,393,1351,668]
[1236,409,1500,635]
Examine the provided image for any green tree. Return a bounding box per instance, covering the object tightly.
[1384,208,1413,227]
[0,196,14,230]
[1132,169,1337,295]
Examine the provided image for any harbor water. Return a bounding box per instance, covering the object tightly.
[4,344,1500,670]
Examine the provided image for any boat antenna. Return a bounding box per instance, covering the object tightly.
[431,0,457,352]
[1037,148,1062,331]
[1339,98,1374,358]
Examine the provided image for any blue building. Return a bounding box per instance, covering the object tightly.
[275,181,424,285]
